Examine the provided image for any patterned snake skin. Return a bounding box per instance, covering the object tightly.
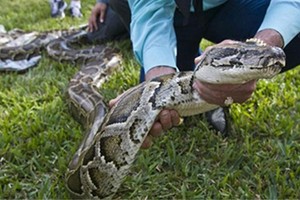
[0,31,286,199]
[64,39,285,199]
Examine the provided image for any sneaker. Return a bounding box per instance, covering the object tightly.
[69,0,83,18]
[50,0,68,18]
[204,107,230,136]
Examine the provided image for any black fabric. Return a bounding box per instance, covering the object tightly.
[193,0,202,13]
[175,0,203,25]
[175,0,191,17]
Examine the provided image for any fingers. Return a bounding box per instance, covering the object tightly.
[193,80,257,106]
[141,135,153,149]
[99,7,106,23]
[108,95,122,107]
[108,86,137,107]
[87,3,107,32]
[88,10,98,32]
[194,39,240,65]
[159,110,173,131]
[149,122,163,138]
[88,18,97,32]
[141,109,182,149]
[170,110,182,127]
[218,39,240,45]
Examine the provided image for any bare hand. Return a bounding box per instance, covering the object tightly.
[88,3,108,32]
[193,80,256,106]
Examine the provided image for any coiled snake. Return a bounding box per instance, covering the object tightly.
[0,30,286,199]
[64,39,285,199]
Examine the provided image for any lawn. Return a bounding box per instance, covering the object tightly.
[0,0,300,199]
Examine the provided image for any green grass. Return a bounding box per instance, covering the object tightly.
[1,0,300,199]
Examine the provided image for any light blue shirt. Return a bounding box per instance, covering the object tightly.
[128,0,300,73]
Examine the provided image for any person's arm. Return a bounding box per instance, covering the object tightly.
[257,0,300,47]
[196,1,300,106]
[128,0,178,78]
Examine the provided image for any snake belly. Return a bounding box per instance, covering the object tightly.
[65,38,286,199]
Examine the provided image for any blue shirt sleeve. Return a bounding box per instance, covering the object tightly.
[128,0,178,73]
[258,0,300,47]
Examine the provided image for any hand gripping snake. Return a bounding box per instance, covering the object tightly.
[64,38,286,199]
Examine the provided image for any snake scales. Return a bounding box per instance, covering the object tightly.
[64,38,285,199]
[0,29,286,199]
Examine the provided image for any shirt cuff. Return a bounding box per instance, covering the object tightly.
[258,2,300,47]
[142,45,178,73]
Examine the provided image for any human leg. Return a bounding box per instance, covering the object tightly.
[173,10,203,71]
[173,3,225,71]
[281,34,300,73]
[109,0,131,31]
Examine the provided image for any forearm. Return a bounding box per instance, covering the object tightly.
[257,0,300,47]
[128,0,178,73]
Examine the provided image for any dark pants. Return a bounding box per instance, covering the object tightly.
[86,6,129,42]
[110,0,300,79]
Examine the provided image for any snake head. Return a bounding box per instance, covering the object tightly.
[194,39,286,84]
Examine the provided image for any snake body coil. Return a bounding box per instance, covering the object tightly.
[64,39,286,199]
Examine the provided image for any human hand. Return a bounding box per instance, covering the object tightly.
[254,29,284,48]
[109,66,182,149]
[88,3,108,32]
[193,40,257,106]
[193,80,256,106]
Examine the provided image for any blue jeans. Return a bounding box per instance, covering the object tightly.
[174,0,300,73]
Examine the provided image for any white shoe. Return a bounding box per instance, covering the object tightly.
[69,0,82,18]
[50,0,68,18]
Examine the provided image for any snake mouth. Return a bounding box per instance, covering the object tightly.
[272,60,286,68]
[264,59,286,72]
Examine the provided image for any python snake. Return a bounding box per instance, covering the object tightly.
[0,30,286,199]
[64,38,285,199]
